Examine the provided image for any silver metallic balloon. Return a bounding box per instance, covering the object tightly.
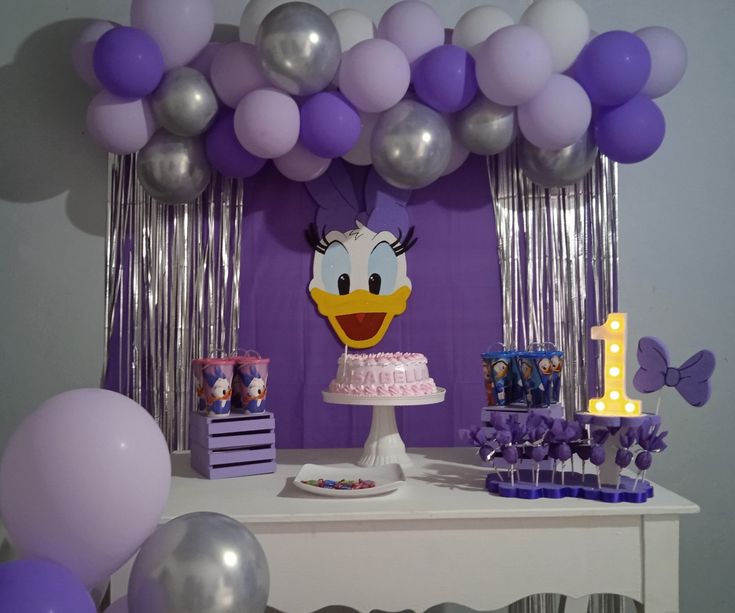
[136,131,211,204]
[151,67,218,137]
[256,1,341,95]
[370,99,452,189]
[455,95,517,155]
[128,512,270,613]
[519,131,599,188]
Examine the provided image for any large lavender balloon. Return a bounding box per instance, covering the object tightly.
[256,2,341,95]
[635,26,688,98]
[131,0,214,69]
[371,100,452,189]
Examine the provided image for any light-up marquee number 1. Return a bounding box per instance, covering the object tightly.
[588,313,642,416]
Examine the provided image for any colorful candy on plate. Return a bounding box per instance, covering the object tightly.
[300,478,376,490]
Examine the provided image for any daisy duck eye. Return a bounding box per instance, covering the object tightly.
[321,241,350,295]
[368,242,398,296]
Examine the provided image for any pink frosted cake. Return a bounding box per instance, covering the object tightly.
[328,352,438,397]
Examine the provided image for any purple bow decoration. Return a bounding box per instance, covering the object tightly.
[633,336,715,407]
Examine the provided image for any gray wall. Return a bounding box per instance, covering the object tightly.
[1,1,733,611]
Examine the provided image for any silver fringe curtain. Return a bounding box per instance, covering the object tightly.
[103,154,243,450]
[489,146,619,419]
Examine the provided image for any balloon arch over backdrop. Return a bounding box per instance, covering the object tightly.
[73,0,687,201]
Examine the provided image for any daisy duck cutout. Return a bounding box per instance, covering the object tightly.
[305,162,416,349]
[204,366,232,416]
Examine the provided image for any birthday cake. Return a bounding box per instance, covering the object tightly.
[328,352,438,397]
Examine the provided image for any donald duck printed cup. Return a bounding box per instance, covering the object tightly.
[516,352,551,408]
[481,351,515,406]
[232,353,270,414]
[198,359,234,416]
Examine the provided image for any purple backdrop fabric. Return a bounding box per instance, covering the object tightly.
[238,155,502,448]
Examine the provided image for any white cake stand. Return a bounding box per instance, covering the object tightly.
[322,388,446,467]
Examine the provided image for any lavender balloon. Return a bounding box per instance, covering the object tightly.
[413,45,478,113]
[71,20,115,89]
[188,42,222,77]
[93,26,164,98]
[300,92,361,158]
[574,30,651,106]
[376,0,444,64]
[594,95,665,163]
[0,559,96,613]
[518,74,591,150]
[274,143,331,182]
[338,38,410,113]
[234,88,300,159]
[86,91,156,154]
[475,25,553,106]
[635,26,688,99]
[131,0,214,69]
[210,42,269,109]
[205,111,266,178]
[0,389,171,589]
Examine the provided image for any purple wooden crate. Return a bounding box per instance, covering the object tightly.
[190,411,277,480]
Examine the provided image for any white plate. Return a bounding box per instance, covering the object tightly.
[293,463,406,498]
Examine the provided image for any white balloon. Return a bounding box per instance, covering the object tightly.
[330,9,375,52]
[342,111,380,166]
[452,6,514,58]
[520,0,590,73]
[239,0,289,43]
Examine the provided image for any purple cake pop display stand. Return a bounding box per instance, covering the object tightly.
[575,412,661,428]
[486,469,654,503]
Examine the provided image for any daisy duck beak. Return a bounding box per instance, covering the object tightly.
[309,286,411,348]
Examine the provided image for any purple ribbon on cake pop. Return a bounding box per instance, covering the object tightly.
[633,336,715,407]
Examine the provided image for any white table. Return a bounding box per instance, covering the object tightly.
[112,448,698,613]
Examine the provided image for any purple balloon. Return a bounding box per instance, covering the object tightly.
[0,559,96,613]
[300,92,361,158]
[377,0,445,64]
[71,21,116,89]
[86,91,156,154]
[475,25,553,107]
[518,74,591,150]
[635,26,688,99]
[574,30,651,106]
[594,95,665,163]
[205,110,266,178]
[131,0,214,69]
[93,26,164,98]
[413,45,478,113]
[0,389,171,589]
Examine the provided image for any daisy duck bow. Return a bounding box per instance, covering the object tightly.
[305,162,416,348]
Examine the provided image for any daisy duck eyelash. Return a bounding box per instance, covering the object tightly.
[305,223,330,254]
[389,226,418,256]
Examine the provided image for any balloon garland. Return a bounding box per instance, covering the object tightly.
[74,0,687,202]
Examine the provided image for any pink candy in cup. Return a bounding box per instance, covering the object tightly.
[196,358,234,416]
[232,350,270,414]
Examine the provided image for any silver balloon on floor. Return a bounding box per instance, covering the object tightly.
[136,131,211,203]
[455,95,517,156]
[127,512,270,613]
[371,99,452,189]
[256,1,341,95]
[151,67,218,137]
